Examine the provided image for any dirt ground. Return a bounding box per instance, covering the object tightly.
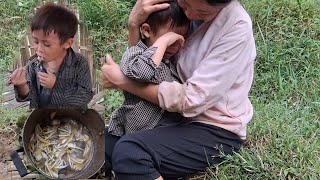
[0,126,20,159]
[0,126,20,179]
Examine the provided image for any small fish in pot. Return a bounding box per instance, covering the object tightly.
[29,118,93,179]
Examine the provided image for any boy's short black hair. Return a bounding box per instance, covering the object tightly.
[145,0,189,34]
[31,3,78,44]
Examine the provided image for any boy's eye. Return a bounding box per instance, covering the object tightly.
[44,44,50,47]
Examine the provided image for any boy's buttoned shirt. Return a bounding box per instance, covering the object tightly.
[108,40,181,136]
[14,48,93,109]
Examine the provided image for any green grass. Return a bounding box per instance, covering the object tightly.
[0,108,29,133]
[211,0,320,178]
[247,0,320,104]
[76,0,129,120]
[1,0,320,178]
[0,0,37,129]
[76,0,130,61]
[0,0,39,72]
[207,100,320,179]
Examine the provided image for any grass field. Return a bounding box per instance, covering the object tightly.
[0,0,320,179]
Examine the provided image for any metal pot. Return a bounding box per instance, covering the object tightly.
[22,109,105,179]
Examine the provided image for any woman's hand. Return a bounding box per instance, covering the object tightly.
[101,55,127,89]
[128,0,172,47]
[129,0,171,27]
[101,54,160,104]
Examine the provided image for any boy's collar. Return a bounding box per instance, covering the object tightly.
[64,48,75,67]
[137,39,148,50]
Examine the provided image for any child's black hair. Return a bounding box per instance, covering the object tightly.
[31,3,78,44]
[145,0,190,34]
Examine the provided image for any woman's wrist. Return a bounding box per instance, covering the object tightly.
[128,24,141,47]
[128,18,139,30]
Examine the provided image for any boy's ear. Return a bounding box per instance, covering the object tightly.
[141,23,152,38]
[62,38,74,49]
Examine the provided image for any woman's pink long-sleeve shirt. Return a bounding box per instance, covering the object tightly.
[158,0,256,139]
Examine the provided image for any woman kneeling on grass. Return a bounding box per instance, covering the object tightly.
[102,0,256,179]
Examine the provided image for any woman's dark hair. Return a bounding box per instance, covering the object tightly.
[206,0,232,6]
[145,0,190,34]
[31,3,78,44]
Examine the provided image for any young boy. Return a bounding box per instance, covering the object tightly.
[10,3,93,109]
[108,0,190,136]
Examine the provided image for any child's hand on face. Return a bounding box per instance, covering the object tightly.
[161,32,185,49]
[10,67,27,87]
[37,71,56,89]
[151,32,186,65]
